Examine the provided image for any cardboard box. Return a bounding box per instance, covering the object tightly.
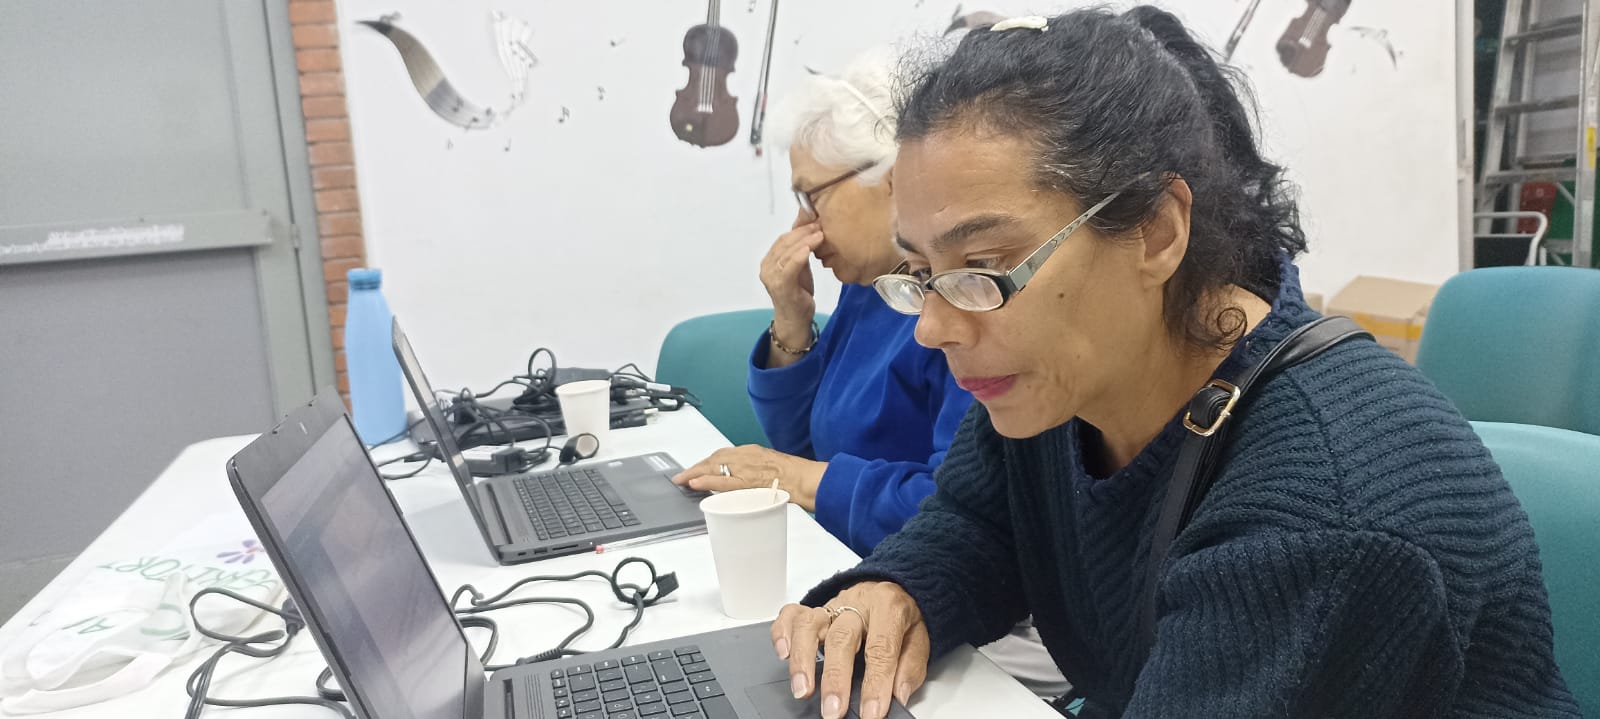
[1325,276,1440,363]
[1303,291,1325,314]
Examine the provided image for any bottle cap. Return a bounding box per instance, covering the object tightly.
[347,268,382,289]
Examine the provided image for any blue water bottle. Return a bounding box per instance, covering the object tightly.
[344,268,406,444]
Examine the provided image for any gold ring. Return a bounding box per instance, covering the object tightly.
[831,605,864,624]
[718,464,731,477]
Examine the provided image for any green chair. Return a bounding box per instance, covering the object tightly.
[1416,266,1600,435]
[655,309,829,448]
[1472,420,1600,714]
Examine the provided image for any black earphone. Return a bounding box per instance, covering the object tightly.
[559,433,599,465]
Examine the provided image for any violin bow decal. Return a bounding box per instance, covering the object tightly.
[750,0,779,154]
[1223,0,1265,61]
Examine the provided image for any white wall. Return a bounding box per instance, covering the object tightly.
[334,0,1459,389]
[1172,0,1463,295]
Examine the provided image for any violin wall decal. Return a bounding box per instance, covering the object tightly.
[671,0,740,148]
[1277,0,1353,78]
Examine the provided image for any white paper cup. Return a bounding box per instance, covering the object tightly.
[700,488,790,619]
[555,380,611,455]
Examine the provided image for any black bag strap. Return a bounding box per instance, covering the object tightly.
[1138,316,1372,650]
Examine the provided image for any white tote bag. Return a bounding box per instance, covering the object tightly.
[0,512,285,714]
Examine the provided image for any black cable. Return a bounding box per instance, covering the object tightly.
[364,417,424,449]
[183,589,353,719]
[466,377,535,399]
[315,615,501,703]
[612,362,652,381]
[380,388,550,479]
[425,345,701,455]
[526,347,557,385]
[378,390,557,477]
[455,399,556,464]
[379,455,434,481]
[375,451,429,468]
[520,348,557,395]
[457,391,520,450]
[640,388,702,411]
[313,558,678,702]
[450,556,679,670]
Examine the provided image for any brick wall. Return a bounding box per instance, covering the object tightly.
[289,0,365,397]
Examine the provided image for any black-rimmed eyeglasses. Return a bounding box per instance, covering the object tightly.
[872,192,1121,314]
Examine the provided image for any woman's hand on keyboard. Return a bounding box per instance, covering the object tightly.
[770,581,929,719]
[670,445,826,511]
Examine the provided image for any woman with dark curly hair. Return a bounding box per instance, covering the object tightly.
[767,8,1577,719]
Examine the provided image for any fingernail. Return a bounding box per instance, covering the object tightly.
[775,637,789,660]
[895,683,912,704]
[863,699,881,719]
[823,695,842,719]
[791,674,808,699]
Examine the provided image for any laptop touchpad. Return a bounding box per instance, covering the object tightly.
[746,679,914,718]
[746,680,859,719]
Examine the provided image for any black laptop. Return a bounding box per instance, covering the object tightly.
[392,318,708,563]
[225,393,912,719]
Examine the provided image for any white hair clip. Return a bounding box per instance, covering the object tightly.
[990,16,1048,32]
[805,67,890,123]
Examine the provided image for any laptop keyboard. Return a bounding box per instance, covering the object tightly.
[514,468,640,540]
[545,645,735,719]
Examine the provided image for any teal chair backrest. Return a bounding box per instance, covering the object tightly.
[655,309,829,448]
[1472,421,1600,713]
[1417,267,1600,435]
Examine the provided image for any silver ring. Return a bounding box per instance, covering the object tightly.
[718,464,731,477]
[831,605,864,624]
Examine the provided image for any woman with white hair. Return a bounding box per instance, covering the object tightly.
[672,46,966,555]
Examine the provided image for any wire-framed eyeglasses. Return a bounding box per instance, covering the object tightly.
[872,192,1121,314]
[794,163,876,217]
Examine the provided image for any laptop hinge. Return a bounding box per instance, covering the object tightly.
[507,674,535,719]
[477,482,515,546]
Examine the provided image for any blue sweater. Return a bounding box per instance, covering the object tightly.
[749,283,973,556]
[803,262,1578,717]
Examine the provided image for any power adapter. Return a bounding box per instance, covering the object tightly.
[460,445,549,476]
[551,367,612,386]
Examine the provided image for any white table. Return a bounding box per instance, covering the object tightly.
[0,409,1053,718]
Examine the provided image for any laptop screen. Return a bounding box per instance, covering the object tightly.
[391,320,477,490]
[260,417,472,719]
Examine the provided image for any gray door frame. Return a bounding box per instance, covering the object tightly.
[259,0,337,411]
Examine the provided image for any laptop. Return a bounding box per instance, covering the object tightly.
[391,318,708,563]
[225,393,913,719]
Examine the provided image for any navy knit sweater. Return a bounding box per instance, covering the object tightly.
[803,262,1578,717]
